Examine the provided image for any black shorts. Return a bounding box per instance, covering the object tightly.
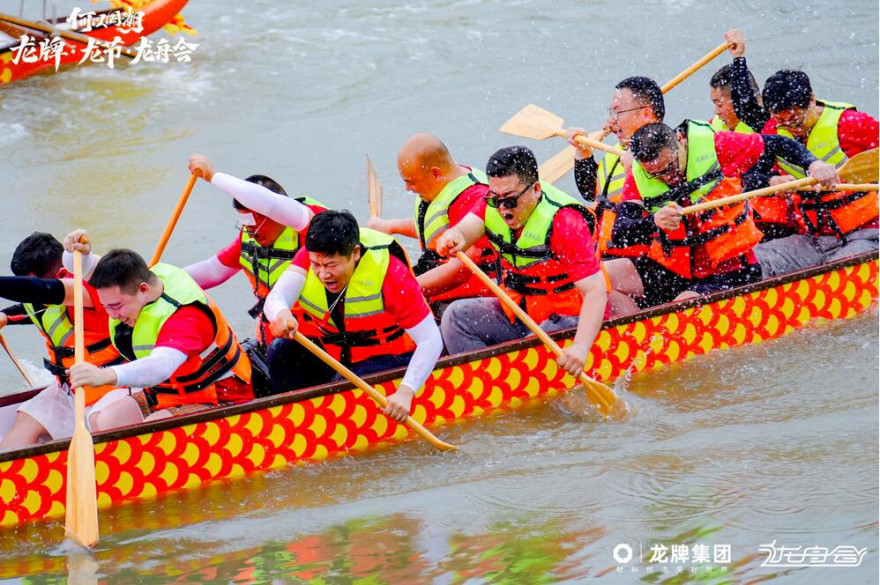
[633,256,763,308]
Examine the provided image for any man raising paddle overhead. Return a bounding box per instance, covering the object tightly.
[724,38,879,275]
[436,146,606,379]
[184,154,327,349]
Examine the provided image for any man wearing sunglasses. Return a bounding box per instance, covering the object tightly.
[603,121,840,316]
[183,154,327,350]
[564,76,665,263]
[367,133,497,315]
[436,146,605,380]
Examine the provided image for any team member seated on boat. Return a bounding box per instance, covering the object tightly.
[184,154,326,348]
[66,232,253,422]
[0,233,134,450]
[726,36,879,275]
[263,211,443,423]
[711,29,807,242]
[565,76,664,261]
[366,133,496,315]
[436,146,606,379]
[603,122,841,316]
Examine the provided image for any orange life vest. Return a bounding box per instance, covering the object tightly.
[296,230,417,364]
[594,155,651,259]
[646,177,765,279]
[110,264,252,410]
[24,290,125,406]
[485,185,596,324]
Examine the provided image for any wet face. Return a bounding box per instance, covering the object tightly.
[640,142,686,187]
[486,174,541,230]
[309,247,361,293]
[98,284,150,327]
[607,88,655,145]
[710,86,738,130]
[772,105,811,138]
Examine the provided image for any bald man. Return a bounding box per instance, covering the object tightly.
[367,133,497,314]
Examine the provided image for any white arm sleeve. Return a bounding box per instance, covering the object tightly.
[184,256,239,289]
[212,172,312,230]
[263,269,306,321]
[110,346,188,388]
[400,315,444,393]
[62,251,99,279]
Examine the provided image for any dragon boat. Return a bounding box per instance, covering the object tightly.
[0,0,188,85]
[0,252,876,530]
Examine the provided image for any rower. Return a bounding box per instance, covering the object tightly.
[603,121,840,316]
[436,146,606,379]
[68,230,253,422]
[263,211,443,423]
[184,154,327,349]
[565,76,665,261]
[0,233,131,450]
[367,133,497,316]
[708,29,802,242]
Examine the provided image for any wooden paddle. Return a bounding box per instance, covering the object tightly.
[660,41,729,94]
[64,250,99,549]
[366,155,383,218]
[682,148,879,215]
[0,13,139,59]
[538,145,579,184]
[535,40,731,184]
[798,183,878,192]
[455,252,627,420]
[292,331,458,452]
[149,171,200,267]
[0,333,34,387]
[499,105,626,157]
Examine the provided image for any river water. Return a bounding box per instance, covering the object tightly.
[0,0,877,583]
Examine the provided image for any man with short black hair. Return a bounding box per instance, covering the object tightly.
[68,232,253,422]
[566,76,665,261]
[264,210,443,423]
[603,121,840,315]
[0,232,131,450]
[436,146,606,379]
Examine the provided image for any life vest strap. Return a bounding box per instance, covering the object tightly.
[486,231,554,260]
[49,337,113,361]
[316,325,405,348]
[503,271,576,296]
[240,241,298,261]
[659,206,750,253]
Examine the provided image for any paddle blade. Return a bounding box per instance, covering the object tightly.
[539,146,577,184]
[65,391,98,549]
[499,104,565,140]
[840,148,879,184]
[366,155,383,217]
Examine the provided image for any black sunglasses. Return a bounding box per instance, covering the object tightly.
[485,181,536,209]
